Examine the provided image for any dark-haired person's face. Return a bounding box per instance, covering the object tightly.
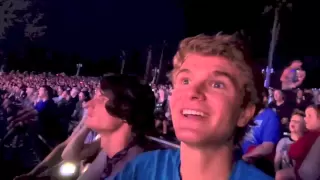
[71,88,79,98]
[170,54,255,147]
[61,91,68,99]
[297,90,303,98]
[38,87,46,98]
[85,94,123,133]
[273,90,283,101]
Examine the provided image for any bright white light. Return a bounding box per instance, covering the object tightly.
[94,134,101,141]
[59,162,77,176]
[82,164,90,173]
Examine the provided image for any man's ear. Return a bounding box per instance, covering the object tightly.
[237,104,256,127]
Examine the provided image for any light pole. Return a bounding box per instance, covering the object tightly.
[263,0,292,88]
[157,40,166,84]
[151,67,159,84]
[120,50,126,74]
[144,46,152,82]
[76,63,82,76]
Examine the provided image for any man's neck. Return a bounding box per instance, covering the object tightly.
[41,97,48,102]
[180,142,234,180]
[276,100,284,106]
[100,127,132,158]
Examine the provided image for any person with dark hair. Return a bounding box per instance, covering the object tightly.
[14,91,97,180]
[109,34,271,180]
[154,88,169,136]
[268,89,294,132]
[61,74,157,179]
[72,90,91,122]
[35,85,63,147]
[53,86,65,103]
[23,86,36,107]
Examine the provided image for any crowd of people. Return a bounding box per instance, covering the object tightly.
[0,34,319,180]
[0,71,176,179]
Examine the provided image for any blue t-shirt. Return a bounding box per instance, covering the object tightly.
[241,108,280,153]
[107,149,273,180]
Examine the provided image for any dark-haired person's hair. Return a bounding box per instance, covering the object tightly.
[81,90,91,102]
[64,90,71,96]
[41,85,54,99]
[99,74,156,144]
[58,86,65,91]
[292,109,305,117]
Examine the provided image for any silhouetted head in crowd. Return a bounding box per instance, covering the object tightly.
[26,87,35,97]
[273,89,284,103]
[38,85,54,100]
[296,89,304,99]
[85,74,156,143]
[57,86,64,96]
[70,87,79,98]
[79,90,91,102]
[169,34,263,148]
[61,90,71,101]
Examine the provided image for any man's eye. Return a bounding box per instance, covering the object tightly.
[211,81,225,89]
[181,78,190,85]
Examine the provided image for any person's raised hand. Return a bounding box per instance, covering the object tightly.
[7,107,37,130]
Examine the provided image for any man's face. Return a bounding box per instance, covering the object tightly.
[61,91,68,99]
[26,87,34,96]
[170,54,253,146]
[85,91,124,133]
[289,114,305,134]
[38,87,46,98]
[70,88,79,98]
[273,90,283,101]
[297,90,303,98]
[305,107,320,131]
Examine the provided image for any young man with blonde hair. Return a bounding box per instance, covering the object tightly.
[108,34,272,180]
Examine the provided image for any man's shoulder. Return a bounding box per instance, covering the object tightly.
[133,148,179,165]
[108,149,180,180]
[261,108,277,116]
[231,160,273,180]
[259,108,279,124]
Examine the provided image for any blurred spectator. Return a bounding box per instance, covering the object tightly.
[274,110,306,172]
[242,108,280,176]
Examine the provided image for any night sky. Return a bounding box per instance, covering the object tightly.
[1,0,320,85]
